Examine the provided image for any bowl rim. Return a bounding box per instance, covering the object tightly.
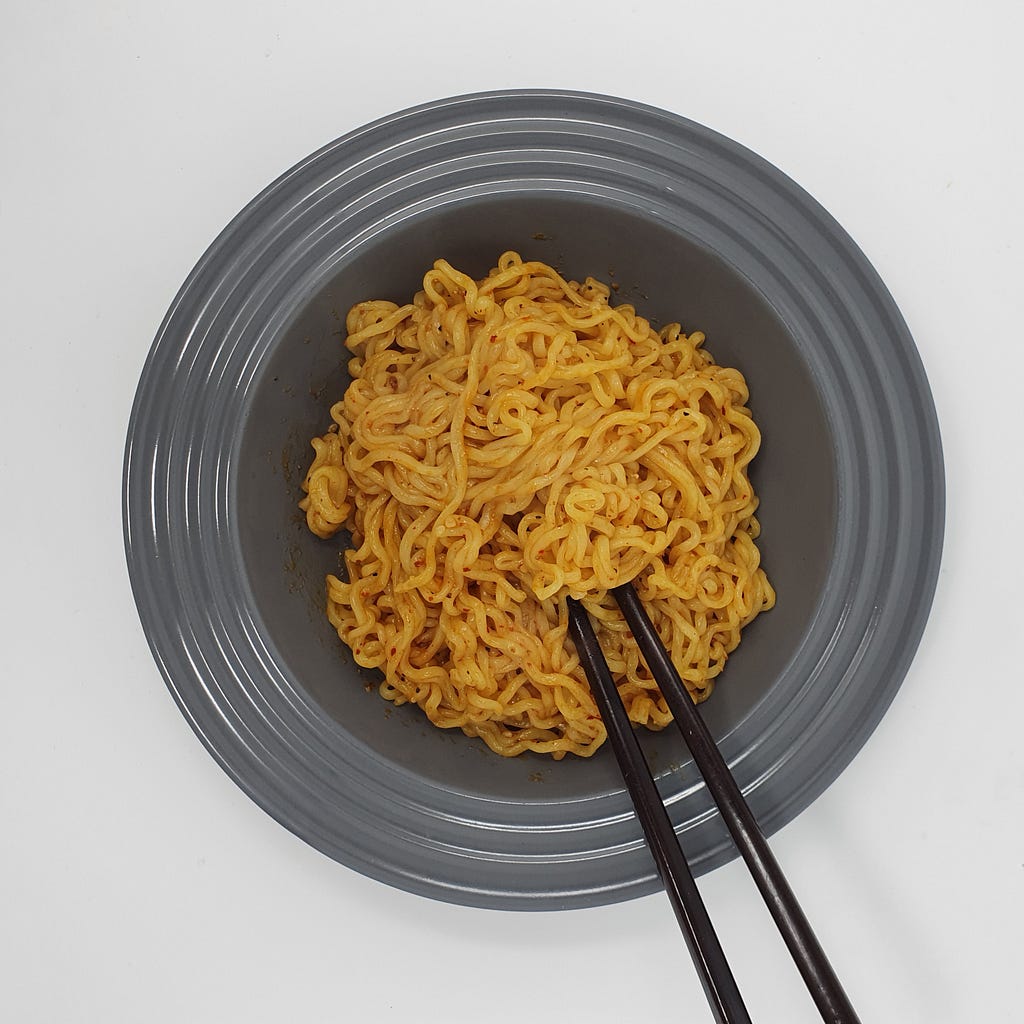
[123,88,944,910]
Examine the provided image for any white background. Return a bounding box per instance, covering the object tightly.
[2,2,1021,1021]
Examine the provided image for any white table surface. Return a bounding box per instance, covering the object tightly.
[3,3,1021,1021]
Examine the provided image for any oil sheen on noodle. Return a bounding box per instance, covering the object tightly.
[300,252,774,759]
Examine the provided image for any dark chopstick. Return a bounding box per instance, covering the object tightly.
[611,582,861,1024]
[566,598,752,1024]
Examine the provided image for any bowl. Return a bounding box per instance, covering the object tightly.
[124,90,944,910]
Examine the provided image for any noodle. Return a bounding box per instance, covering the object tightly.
[299,252,774,758]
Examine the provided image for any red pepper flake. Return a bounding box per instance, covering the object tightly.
[390,647,397,656]
[489,334,498,343]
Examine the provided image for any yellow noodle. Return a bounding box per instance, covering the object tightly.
[300,252,774,758]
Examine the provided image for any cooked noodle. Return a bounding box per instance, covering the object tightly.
[300,252,774,758]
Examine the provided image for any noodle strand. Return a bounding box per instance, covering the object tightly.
[300,253,774,758]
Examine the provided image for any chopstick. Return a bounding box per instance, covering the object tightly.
[566,597,752,1024]
[566,586,861,1024]
[611,583,860,1023]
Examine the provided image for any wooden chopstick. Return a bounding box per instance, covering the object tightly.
[566,597,751,1024]
[609,581,862,1024]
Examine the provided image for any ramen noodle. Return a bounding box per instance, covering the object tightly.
[300,252,774,758]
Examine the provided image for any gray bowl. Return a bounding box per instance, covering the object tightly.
[123,91,943,910]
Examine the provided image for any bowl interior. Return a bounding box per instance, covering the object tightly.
[233,194,836,802]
